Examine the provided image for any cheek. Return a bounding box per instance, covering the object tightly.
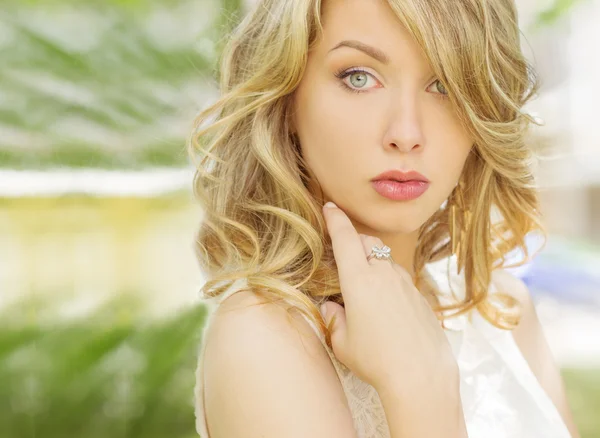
[435,145,472,190]
[423,124,473,209]
[294,83,371,182]
[429,112,473,177]
[450,133,474,175]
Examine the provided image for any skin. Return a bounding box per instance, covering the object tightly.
[203,0,580,437]
[290,0,581,435]
[291,0,474,280]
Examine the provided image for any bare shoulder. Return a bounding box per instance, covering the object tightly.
[490,268,532,309]
[202,289,358,438]
[491,269,581,438]
[491,268,548,357]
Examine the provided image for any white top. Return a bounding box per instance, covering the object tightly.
[194,256,573,438]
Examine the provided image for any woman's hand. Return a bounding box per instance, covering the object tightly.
[320,202,458,393]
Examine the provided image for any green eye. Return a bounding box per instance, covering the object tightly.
[349,72,368,88]
[435,80,448,95]
[334,68,381,94]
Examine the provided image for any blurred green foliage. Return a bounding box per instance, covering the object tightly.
[1,295,209,438]
[532,0,587,29]
[0,0,243,169]
[562,368,600,438]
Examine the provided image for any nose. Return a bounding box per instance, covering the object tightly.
[382,95,425,153]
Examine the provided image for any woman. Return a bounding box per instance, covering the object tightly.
[190,0,580,436]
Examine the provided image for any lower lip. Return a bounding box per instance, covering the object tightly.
[371,180,430,201]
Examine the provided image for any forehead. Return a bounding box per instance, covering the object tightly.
[318,0,430,70]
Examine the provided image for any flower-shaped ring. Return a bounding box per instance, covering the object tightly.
[366,245,394,264]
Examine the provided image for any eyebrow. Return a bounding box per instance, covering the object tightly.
[328,40,390,65]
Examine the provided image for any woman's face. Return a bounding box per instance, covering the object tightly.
[292,0,474,235]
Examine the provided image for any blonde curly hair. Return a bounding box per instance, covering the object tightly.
[188,0,546,342]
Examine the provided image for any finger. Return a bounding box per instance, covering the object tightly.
[323,203,368,276]
[391,263,414,284]
[359,234,413,281]
[359,234,385,256]
[359,234,390,267]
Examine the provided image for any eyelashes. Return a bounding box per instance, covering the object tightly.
[333,66,450,99]
[333,67,378,94]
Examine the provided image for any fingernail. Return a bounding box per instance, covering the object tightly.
[323,202,337,209]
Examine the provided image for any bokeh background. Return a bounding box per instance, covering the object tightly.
[1,0,599,437]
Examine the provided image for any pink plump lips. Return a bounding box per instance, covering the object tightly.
[371,169,430,201]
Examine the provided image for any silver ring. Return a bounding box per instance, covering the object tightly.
[366,245,394,263]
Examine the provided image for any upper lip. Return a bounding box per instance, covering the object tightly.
[372,169,429,183]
